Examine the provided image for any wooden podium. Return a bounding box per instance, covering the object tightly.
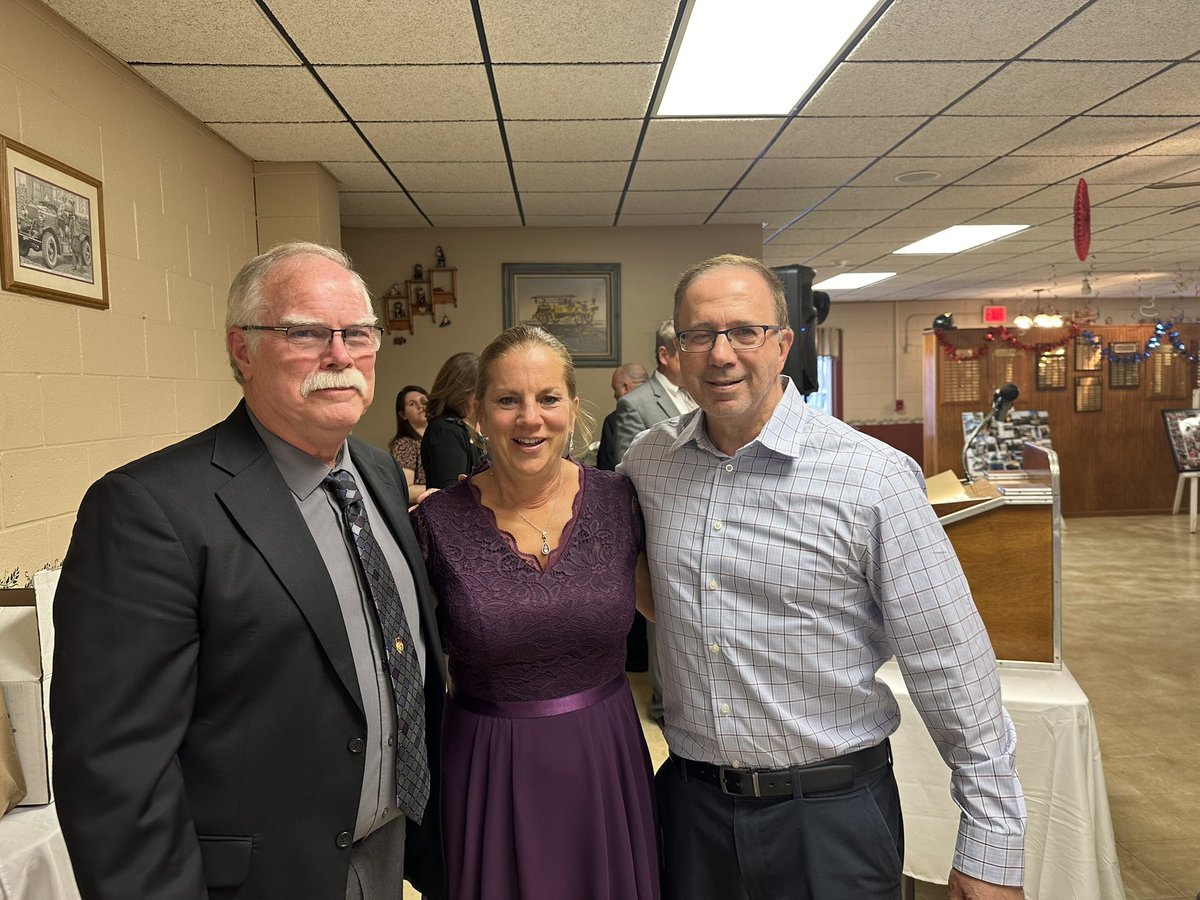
[930,443,1061,667]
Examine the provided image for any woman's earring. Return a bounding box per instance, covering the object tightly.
[567,432,575,458]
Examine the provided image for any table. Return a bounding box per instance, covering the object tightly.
[878,661,1125,900]
[0,803,79,900]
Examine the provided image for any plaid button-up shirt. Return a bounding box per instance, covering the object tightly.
[620,377,1025,885]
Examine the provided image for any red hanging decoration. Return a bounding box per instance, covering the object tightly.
[1074,178,1091,262]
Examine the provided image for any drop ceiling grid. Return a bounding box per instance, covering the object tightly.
[34,0,1200,300]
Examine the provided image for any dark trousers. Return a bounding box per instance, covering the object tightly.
[656,755,904,900]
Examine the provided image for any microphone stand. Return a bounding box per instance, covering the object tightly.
[961,411,997,485]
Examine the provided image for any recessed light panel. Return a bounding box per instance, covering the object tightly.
[657,0,883,116]
[812,272,896,290]
[893,225,1030,255]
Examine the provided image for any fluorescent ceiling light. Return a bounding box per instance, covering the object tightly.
[657,0,883,116]
[813,272,896,290]
[893,225,1030,255]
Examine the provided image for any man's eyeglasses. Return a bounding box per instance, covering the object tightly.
[676,325,782,353]
[240,324,383,353]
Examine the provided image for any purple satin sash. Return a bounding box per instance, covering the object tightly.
[450,673,627,719]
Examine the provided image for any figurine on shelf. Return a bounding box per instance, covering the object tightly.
[439,315,451,328]
[413,286,429,313]
[414,263,424,281]
[435,245,446,268]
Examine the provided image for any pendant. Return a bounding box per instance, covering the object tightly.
[539,531,551,556]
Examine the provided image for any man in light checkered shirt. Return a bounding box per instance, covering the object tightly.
[619,255,1025,900]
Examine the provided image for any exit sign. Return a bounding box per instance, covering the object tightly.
[982,305,1007,324]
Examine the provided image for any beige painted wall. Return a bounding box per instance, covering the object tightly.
[342,224,762,449]
[0,0,257,579]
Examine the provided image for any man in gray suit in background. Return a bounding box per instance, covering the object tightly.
[604,319,696,725]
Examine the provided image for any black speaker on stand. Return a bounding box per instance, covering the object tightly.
[772,264,831,397]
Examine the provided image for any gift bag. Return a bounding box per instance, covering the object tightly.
[0,687,27,816]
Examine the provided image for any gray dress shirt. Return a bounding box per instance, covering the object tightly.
[249,414,425,841]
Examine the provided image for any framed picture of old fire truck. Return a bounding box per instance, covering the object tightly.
[502,262,620,367]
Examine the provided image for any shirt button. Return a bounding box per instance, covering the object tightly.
[382,808,389,818]
[710,642,720,655]
[707,579,717,590]
[731,760,742,768]
[724,463,734,472]
[335,831,352,849]
[347,737,365,753]
[720,702,730,715]
[712,521,722,531]
[387,735,395,747]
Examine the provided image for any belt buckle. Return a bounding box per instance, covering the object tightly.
[719,767,761,798]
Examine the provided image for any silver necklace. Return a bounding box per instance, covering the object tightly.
[501,464,565,556]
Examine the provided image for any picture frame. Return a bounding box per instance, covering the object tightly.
[1107,343,1140,389]
[0,136,108,309]
[1035,345,1067,390]
[502,262,620,367]
[1074,375,1102,412]
[1074,334,1102,371]
[1161,408,1200,472]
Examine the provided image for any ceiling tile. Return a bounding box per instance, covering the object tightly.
[1030,0,1200,61]
[740,157,876,190]
[895,115,1065,157]
[768,116,927,159]
[910,184,1043,210]
[849,156,995,187]
[804,62,1000,117]
[318,65,495,121]
[493,64,657,119]
[782,208,895,230]
[43,0,297,64]
[389,162,514,192]
[768,227,864,246]
[268,0,482,63]
[506,119,642,161]
[1077,155,1200,186]
[628,159,751,191]
[640,119,785,160]
[135,65,336,122]
[482,0,678,63]
[1092,63,1200,116]
[1013,117,1198,157]
[513,161,629,192]
[850,0,1082,60]
[521,192,622,216]
[340,193,422,216]
[815,186,940,211]
[1134,123,1200,156]
[361,121,506,162]
[430,214,525,226]
[324,161,401,191]
[341,214,430,228]
[209,122,374,161]
[956,156,1106,186]
[522,214,616,227]
[615,213,708,226]
[619,191,729,215]
[948,62,1165,115]
[720,188,830,214]
[405,193,519,216]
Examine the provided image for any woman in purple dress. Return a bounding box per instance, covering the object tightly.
[413,325,659,900]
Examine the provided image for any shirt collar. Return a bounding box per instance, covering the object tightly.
[246,407,348,500]
[670,375,810,460]
[654,370,696,413]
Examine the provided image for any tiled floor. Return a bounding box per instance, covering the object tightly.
[408,512,1199,899]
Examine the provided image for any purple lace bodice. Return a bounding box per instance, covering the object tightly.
[415,464,643,702]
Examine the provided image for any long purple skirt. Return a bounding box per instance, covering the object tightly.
[441,675,661,900]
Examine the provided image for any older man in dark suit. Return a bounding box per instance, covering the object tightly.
[50,242,445,899]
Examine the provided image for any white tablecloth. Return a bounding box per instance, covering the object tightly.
[879,661,1125,900]
[0,803,79,900]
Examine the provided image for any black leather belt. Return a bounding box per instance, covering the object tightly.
[675,740,891,798]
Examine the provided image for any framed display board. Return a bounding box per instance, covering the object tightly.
[1161,409,1200,472]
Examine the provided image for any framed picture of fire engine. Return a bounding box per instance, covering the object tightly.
[502,262,620,367]
[0,135,108,309]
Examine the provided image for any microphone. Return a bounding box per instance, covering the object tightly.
[992,383,1019,422]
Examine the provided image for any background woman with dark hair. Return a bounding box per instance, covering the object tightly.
[389,384,428,498]
[421,351,484,490]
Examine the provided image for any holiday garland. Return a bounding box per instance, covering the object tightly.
[935,320,1198,365]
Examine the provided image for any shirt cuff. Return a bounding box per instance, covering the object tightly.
[953,818,1025,886]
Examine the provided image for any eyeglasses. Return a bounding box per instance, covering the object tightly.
[240,324,383,353]
[676,325,782,353]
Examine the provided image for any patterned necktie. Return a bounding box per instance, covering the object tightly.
[324,469,430,823]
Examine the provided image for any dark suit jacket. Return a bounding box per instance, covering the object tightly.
[595,411,621,471]
[605,375,681,466]
[50,402,446,899]
[421,414,484,490]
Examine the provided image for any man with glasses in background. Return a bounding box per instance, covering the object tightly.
[619,254,1025,900]
[51,242,445,900]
